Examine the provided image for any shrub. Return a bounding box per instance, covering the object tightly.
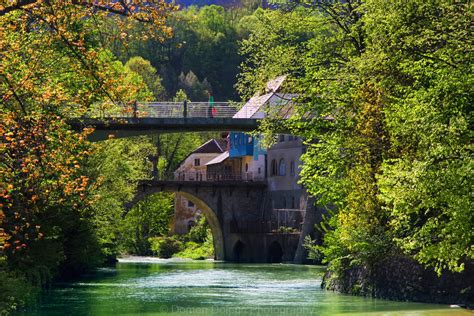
[149,236,183,258]
[0,257,37,315]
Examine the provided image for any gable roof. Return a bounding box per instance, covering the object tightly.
[205,152,229,166]
[233,75,289,119]
[233,93,274,119]
[192,139,226,154]
[266,75,287,93]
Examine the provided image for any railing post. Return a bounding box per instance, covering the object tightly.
[133,100,138,118]
[183,100,187,118]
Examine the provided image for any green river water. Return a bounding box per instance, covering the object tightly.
[19,257,471,316]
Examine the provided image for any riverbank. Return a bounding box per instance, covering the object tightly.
[322,255,473,308]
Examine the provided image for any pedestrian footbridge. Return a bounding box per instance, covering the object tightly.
[68,102,270,140]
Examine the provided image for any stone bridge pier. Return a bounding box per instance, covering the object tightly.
[126,180,301,263]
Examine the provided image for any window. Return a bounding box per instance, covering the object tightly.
[288,135,294,141]
[258,167,261,174]
[187,200,195,207]
[290,160,295,176]
[194,158,200,166]
[291,197,295,209]
[271,159,278,176]
[248,136,253,144]
[245,163,249,172]
[279,134,285,142]
[279,159,286,176]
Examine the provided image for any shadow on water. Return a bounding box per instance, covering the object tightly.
[16,257,471,316]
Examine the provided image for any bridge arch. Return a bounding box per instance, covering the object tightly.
[125,188,225,261]
[268,241,283,263]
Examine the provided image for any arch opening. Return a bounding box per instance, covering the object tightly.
[177,191,224,261]
[271,159,277,176]
[126,188,225,261]
[233,240,245,263]
[268,241,283,263]
[279,159,286,176]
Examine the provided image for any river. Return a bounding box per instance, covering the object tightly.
[19,257,470,315]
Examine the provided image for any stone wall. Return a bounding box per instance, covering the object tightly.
[323,254,473,306]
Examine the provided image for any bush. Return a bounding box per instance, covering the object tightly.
[173,227,214,260]
[0,258,37,315]
[277,226,298,234]
[149,236,183,258]
[174,240,214,260]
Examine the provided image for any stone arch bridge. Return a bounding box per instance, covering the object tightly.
[70,101,314,263]
[125,180,301,263]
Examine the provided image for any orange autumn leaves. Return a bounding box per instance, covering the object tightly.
[0,112,94,255]
[1,1,176,111]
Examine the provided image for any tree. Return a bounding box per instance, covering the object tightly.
[364,0,473,274]
[105,4,246,100]
[238,0,473,280]
[0,111,100,279]
[178,71,212,101]
[0,1,175,311]
[1,1,174,113]
[125,57,166,100]
[120,193,174,255]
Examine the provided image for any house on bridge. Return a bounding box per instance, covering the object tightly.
[205,132,266,182]
[169,75,321,262]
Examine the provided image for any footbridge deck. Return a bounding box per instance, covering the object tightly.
[67,102,287,140]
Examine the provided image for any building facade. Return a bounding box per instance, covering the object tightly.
[172,138,227,234]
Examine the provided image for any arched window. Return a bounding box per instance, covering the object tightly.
[279,159,286,176]
[290,160,295,176]
[271,159,277,176]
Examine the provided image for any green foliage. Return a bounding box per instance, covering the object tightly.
[178,71,212,102]
[364,0,474,274]
[84,137,156,259]
[120,193,175,256]
[173,217,214,260]
[0,257,37,315]
[303,235,323,263]
[237,7,320,99]
[277,226,298,234]
[84,133,214,258]
[149,217,214,260]
[185,216,210,244]
[173,238,214,260]
[239,0,473,278]
[173,89,189,102]
[149,236,183,259]
[125,56,166,100]
[107,5,253,100]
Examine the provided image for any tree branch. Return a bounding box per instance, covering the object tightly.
[1,0,167,21]
[0,0,37,16]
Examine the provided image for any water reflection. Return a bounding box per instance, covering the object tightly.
[18,257,470,316]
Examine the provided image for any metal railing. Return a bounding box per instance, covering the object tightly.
[82,101,259,119]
